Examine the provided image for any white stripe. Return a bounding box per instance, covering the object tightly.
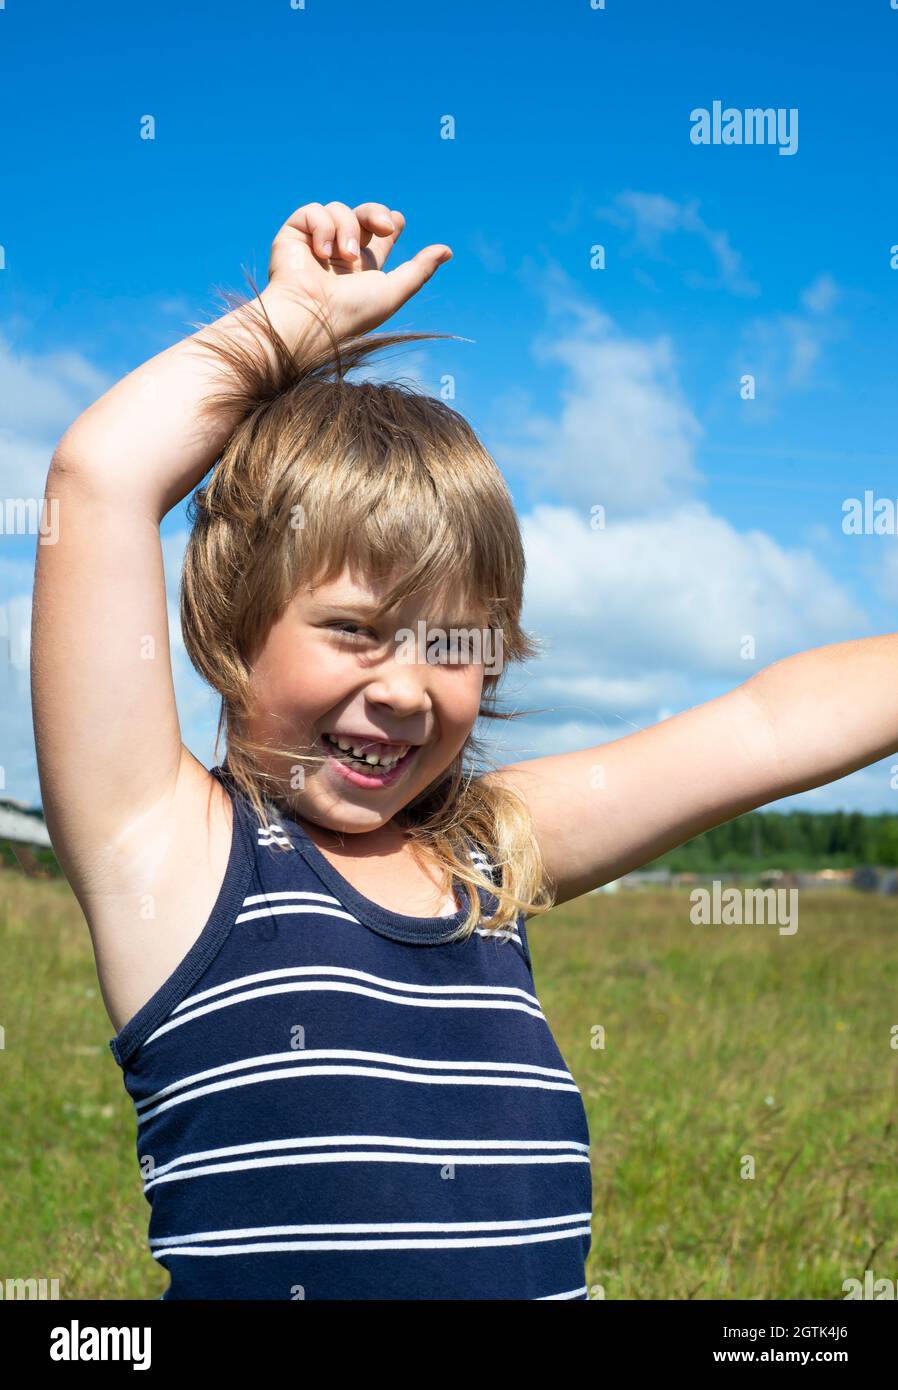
[152,1228,593,1257]
[144,1142,591,1190]
[237,894,523,949]
[174,962,541,1014]
[151,1211,593,1248]
[145,1149,590,1191]
[475,925,523,947]
[138,1066,583,1125]
[136,1056,582,1123]
[145,1131,591,1181]
[235,903,362,927]
[242,890,345,907]
[152,1226,594,1256]
[258,828,291,847]
[535,1285,589,1300]
[136,1046,577,1110]
[144,976,547,1049]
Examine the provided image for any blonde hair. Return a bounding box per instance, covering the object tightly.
[180,285,556,940]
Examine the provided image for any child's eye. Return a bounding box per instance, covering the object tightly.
[432,637,461,659]
[328,621,375,641]
[430,635,474,662]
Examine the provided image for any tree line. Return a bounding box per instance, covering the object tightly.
[3,807,898,879]
[648,809,898,873]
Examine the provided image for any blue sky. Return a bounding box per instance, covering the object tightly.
[2,0,898,814]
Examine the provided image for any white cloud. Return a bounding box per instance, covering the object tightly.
[775,757,898,816]
[0,594,37,802]
[497,302,703,515]
[801,273,841,316]
[0,553,36,592]
[0,592,31,675]
[0,431,61,505]
[735,274,843,414]
[0,516,220,807]
[160,526,225,767]
[485,273,871,815]
[0,338,107,435]
[479,495,883,812]
[597,191,760,297]
[0,331,110,803]
[517,502,865,710]
[871,539,898,605]
[0,331,112,499]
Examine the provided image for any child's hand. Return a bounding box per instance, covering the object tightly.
[263,200,452,341]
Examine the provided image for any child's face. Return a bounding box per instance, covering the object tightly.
[246,564,490,836]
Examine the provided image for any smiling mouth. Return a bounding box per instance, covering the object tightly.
[321,731,416,771]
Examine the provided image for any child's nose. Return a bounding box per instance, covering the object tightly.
[363,656,435,716]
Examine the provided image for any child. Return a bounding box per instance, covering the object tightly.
[31,200,898,1301]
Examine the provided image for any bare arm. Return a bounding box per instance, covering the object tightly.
[484,636,898,905]
[48,292,304,519]
[32,292,307,887]
[31,201,452,901]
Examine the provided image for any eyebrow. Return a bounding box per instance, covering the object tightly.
[310,601,488,627]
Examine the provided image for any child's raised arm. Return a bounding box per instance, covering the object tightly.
[31,201,451,904]
[484,636,898,905]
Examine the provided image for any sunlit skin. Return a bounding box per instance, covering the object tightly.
[244,562,489,859]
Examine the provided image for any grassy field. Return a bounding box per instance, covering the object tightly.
[1,869,896,1300]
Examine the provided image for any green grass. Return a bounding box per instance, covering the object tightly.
[2,871,897,1299]
[0,871,159,1298]
[529,887,898,1299]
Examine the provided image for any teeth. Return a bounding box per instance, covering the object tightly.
[324,733,410,769]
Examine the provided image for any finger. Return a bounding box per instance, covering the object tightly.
[324,201,364,262]
[281,202,338,260]
[353,204,404,269]
[383,244,453,309]
[354,202,398,249]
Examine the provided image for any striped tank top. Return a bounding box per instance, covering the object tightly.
[108,765,593,1300]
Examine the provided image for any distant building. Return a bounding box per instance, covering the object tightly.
[852,866,881,893]
[0,800,53,877]
[588,864,886,895]
[590,868,671,893]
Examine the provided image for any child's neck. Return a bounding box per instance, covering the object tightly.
[298,815,410,860]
